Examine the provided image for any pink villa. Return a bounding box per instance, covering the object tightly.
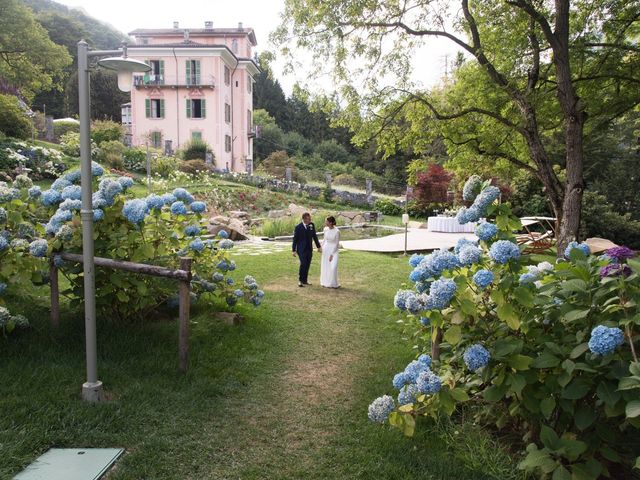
[125,21,259,172]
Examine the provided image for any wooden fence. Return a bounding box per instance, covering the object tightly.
[50,253,193,371]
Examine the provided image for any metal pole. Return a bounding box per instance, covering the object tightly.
[78,40,103,402]
[404,223,408,256]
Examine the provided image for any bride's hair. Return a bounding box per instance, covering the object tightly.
[326,216,336,226]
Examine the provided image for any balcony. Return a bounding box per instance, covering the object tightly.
[133,74,216,89]
[247,125,257,138]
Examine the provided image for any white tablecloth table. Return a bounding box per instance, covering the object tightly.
[427,216,477,233]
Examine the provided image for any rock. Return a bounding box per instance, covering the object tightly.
[208,215,248,240]
[288,203,307,217]
[210,215,229,225]
[352,214,365,224]
[268,209,288,218]
[229,210,249,220]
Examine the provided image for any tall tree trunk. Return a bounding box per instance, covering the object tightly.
[552,0,586,254]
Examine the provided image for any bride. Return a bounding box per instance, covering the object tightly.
[320,216,340,288]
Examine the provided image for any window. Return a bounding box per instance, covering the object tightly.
[247,73,252,93]
[150,131,162,148]
[191,131,202,141]
[186,99,206,119]
[146,60,164,84]
[145,99,165,119]
[225,135,231,152]
[186,60,201,85]
[224,65,230,85]
[224,103,231,123]
[247,109,252,131]
[231,39,238,53]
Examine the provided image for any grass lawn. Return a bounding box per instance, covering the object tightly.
[1,250,525,479]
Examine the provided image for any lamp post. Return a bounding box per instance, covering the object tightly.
[77,40,150,402]
[402,213,409,256]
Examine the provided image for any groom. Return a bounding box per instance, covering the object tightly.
[292,212,322,287]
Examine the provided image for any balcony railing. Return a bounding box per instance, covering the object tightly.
[133,74,216,88]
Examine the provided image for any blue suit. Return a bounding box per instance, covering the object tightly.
[293,222,321,283]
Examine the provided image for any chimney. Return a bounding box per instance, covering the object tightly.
[238,22,243,30]
[205,21,213,29]
[184,29,190,42]
[173,21,179,29]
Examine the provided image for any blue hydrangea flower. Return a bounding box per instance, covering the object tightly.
[190,201,206,213]
[473,269,494,289]
[474,186,500,212]
[588,325,624,356]
[392,372,409,390]
[226,277,235,286]
[409,254,425,267]
[415,281,430,293]
[122,199,149,225]
[59,199,82,211]
[475,222,498,241]
[117,177,134,189]
[420,316,430,326]
[145,194,165,211]
[394,289,415,311]
[519,272,538,284]
[53,255,66,268]
[489,240,520,264]
[458,245,482,266]
[189,238,205,252]
[422,249,459,277]
[93,209,104,221]
[212,272,224,282]
[28,186,42,198]
[219,239,234,249]
[368,395,395,423]
[61,185,82,200]
[418,354,432,368]
[0,282,6,296]
[229,260,237,271]
[564,241,591,258]
[0,235,8,251]
[404,360,430,383]
[42,189,62,206]
[251,296,262,306]
[464,344,490,371]
[462,175,482,201]
[51,210,73,224]
[234,289,244,298]
[29,239,48,257]
[256,289,265,298]
[0,208,5,225]
[226,295,238,307]
[99,179,123,202]
[185,225,201,236]
[51,178,72,191]
[456,205,481,224]
[416,370,442,395]
[161,193,177,205]
[92,192,109,209]
[170,201,188,215]
[64,170,81,183]
[398,384,419,406]
[91,162,104,177]
[216,260,229,272]
[173,188,194,204]
[454,237,478,254]
[217,230,229,239]
[425,278,456,310]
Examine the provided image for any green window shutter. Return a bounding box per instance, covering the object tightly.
[145,99,150,118]
[160,100,165,118]
[186,99,192,118]
[194,60,200,81]
[159,60,165,75]
[201,100,206,118]
[186,60,191,84]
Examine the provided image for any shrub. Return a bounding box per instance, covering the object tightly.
[179,159,209,175]
[374,199,402,216]
[97,140,126,168]
[152,156,181,178]
[0,169,264,322]
[370,178,640,479]
[59,132,98,159]
[0,94,33,140]
[261,150,294,179]
[413,164,452,207]
[333,173,359,187]
[123,148,148,173]
[315,139,352,164]
[256,217,299,238]
[53,120,79,140]
[0,138,65,179]
[91,120,123,145]
[581,190,640,249]
[181,139,211,161]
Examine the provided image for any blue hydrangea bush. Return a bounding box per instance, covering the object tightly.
[371,180,640,478]
[0,167,263,323]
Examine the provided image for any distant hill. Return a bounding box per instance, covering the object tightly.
[22,0,126,49]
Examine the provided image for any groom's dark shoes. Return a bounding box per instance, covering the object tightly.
[298,281,304,287]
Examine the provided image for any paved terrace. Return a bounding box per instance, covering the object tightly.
[341,228,477,253]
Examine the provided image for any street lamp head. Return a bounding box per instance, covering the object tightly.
[98,57,150,92]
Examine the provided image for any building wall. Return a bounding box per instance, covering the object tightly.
[128,44,256,172]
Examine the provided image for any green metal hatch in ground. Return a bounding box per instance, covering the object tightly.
[14,448,124,480]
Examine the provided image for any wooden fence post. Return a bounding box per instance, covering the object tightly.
[431,327,442,360]
[178,257,193,372]
[50,259,60,329]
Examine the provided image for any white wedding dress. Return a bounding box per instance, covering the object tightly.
[320,226,340,288]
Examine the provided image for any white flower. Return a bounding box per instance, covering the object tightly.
[537,261,554,272]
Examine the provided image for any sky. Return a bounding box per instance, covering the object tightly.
[53,0,461,95]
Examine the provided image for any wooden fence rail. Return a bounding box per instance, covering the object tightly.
[50,253,193,372]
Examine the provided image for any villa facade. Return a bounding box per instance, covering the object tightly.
[126,22,259,172]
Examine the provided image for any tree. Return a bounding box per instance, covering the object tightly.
[0,94,33,139]
[274,0,640,251]
[0,0,71,101]
[64,69,129,120]
[413,164,453,208]
[252,53,291,129]
[315,139,352,164]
